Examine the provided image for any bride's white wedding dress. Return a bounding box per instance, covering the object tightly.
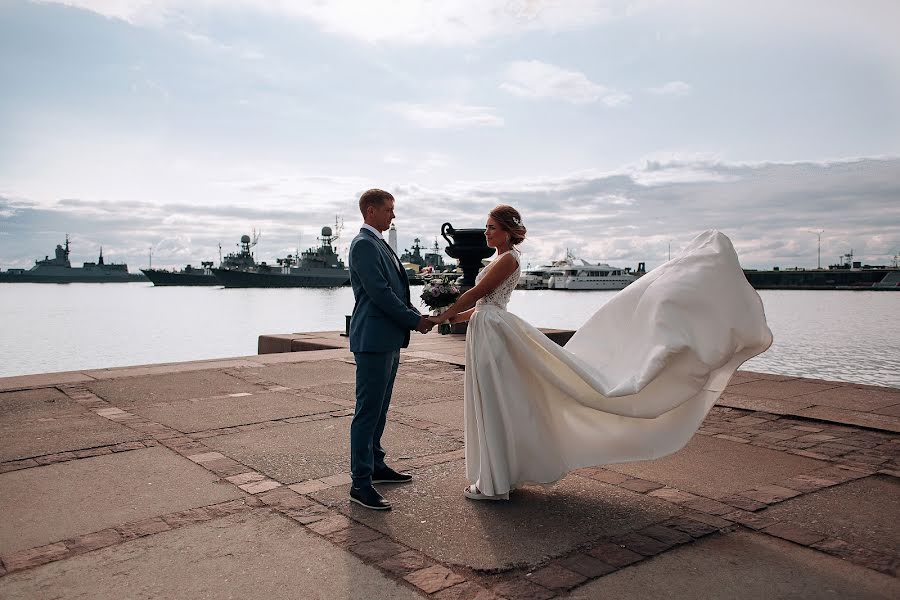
[464,230,773,497]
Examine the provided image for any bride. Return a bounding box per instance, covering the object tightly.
[428,205,773,500]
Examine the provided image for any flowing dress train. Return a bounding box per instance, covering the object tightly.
[464,231,773,496]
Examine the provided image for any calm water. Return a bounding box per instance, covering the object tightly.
[1,284,897,387]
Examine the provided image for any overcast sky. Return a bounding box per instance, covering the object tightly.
[1,0,899,271]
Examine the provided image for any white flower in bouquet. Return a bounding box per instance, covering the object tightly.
[420,277,460,310]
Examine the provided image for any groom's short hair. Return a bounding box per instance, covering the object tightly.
[359,189,394,216]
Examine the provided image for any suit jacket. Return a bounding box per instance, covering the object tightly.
[348,227,421,353]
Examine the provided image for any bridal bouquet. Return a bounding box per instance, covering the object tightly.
[420,277,460,312]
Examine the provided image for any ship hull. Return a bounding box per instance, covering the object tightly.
[0,271,146,283]
[211,268,350,288]
[141,269,218,286]
[743,269,899,290]
[551,278,637,290]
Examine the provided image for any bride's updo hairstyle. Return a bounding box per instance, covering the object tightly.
[489,205,527,246]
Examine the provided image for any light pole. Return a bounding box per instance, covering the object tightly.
[148,247,152,269]
[810,230,824,269]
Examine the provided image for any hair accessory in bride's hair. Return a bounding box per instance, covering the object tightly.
[512,217,522,227]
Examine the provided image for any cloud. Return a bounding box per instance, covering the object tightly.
[648,81,691,96]
[501,60,630,106]
[383,152,451,173]
[5,156,897,271]
[386,103,504,129]
[36,0,635,45]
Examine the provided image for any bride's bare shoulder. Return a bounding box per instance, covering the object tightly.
[499,248,521,268]
[490,251,519,277]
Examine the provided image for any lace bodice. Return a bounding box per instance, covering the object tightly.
[475,248,521,310]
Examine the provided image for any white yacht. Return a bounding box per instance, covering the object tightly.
[517,259,563,289]
[519,251,645,290]
[548,260,642,290]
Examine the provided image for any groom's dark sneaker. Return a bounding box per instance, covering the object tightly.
[349,485,391,511]
[372,466,413,484]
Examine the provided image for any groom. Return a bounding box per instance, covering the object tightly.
[348,189,433,510]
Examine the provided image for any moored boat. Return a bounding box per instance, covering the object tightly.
[142,234,259,286]
[518,251,644,290]
[0,236,146,283]
[211,225,349,288]
[141,263,217,286]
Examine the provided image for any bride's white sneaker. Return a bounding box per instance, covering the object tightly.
[464,484,509,501]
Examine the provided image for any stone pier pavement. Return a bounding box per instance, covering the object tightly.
[1,332,898,599]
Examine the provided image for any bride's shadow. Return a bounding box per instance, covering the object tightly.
[351,467,679,572]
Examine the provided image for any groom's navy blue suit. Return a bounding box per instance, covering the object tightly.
[348,227,421,488]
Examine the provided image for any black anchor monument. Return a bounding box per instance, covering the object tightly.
[441,222,495,333]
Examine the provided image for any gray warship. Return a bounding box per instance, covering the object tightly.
[743,250,900,290]
[0,236,146,283]
[211,225,350,288]
[142,234,259,286]
[401,238,452,283]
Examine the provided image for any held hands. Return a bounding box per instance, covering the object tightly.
[416,316,436,334]
[427,313,451,325]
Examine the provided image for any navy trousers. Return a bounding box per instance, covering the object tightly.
[350,350,400,488]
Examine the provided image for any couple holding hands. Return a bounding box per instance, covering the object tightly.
[347,188,772,510]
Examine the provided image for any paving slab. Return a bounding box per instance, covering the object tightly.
[0,389,144,462]
[204,416,461,484]
[739,371,801,382]
[725,379,844,400]
[304,375,457,404]
[727,372,773,386]
[797,406,900,433]
[248,348,353,364]
[606,434,829,499]
[717,393,817,415]
[129,391,341,433]
[393,398,465,430]
[568,530,899,599]
[82,358,262,379]
[0,372,94,392]
[395,361,464,381]
[0,510,423,600]
[312,459,682,570]
[240,359,359,389]
[87,370,264,405]
[405,351,467,367]
[762,477,900,554]
[874,403,900,417]
[0,446,242,554]
[0,387,72,418]
[803,387,900,412]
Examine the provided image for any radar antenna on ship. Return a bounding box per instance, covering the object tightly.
[331,216,344,242]
[250,228,261,260]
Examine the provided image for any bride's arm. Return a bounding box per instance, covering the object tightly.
[430,253,519,323]
[449,308,476,324]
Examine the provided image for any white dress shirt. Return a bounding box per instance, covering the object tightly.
[361,224,384,240]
